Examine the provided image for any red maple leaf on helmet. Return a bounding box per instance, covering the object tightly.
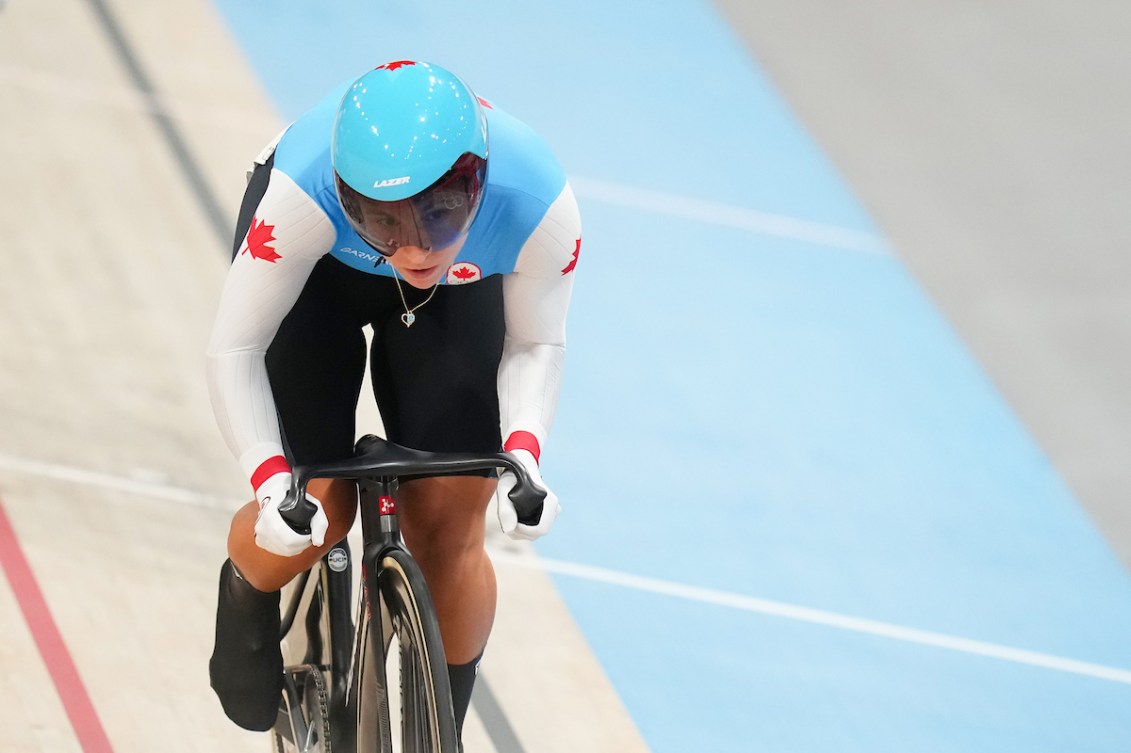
[561,238,581,275]
[242,217,281,263]
[377,60,416,71]
[452,265,477,280]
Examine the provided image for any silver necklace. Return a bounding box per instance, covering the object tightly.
[390,267,439,328]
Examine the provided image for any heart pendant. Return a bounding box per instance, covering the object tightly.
[401,312,416,328]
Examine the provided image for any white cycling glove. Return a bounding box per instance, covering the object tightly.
[253,471,329,557]
[495,449,561,541]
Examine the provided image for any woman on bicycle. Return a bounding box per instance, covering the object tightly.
[204,60,581,739]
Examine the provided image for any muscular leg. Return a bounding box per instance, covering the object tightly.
[396,475,499,663]
[210,477,360,730]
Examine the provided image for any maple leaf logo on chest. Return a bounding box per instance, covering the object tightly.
[242,217,281,263]
[446,262,482,285]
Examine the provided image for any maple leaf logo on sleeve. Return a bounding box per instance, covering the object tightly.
[242,217,281,263]
[561,238,581,275]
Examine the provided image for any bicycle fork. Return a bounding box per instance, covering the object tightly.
[350,477,405,752]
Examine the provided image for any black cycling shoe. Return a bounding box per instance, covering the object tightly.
[209,559,283,731]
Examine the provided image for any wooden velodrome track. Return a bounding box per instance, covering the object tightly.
[6,0,1131,751]
[0,1,648,751]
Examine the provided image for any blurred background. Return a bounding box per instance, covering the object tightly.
[1,1,1129,751]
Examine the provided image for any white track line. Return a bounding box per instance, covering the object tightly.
[490,551,1131,686]
[0,452,238,511]
[569,176,892,254]
[3,451,1127,686]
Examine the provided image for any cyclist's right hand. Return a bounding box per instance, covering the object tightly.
[253,472,328,557]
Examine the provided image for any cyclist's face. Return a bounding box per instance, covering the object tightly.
[386,236,465,289]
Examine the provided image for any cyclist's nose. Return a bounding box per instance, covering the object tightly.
[390,245,433,260]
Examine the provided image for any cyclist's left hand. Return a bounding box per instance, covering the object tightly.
[495,449,560,541]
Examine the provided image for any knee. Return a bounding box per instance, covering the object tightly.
[311,478,359,544]
[411,522,482,568]
[226,502,260,564]
[400,477,491,548]
[402,512,488,580]
[225,479,358,593]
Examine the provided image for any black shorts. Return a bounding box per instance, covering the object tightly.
[265,257,505,468]
[235,158,505,468]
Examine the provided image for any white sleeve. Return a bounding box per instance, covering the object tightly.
[205,169,336,486]
[497,182,582,461]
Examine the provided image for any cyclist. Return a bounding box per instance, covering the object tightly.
[204,60,581,741]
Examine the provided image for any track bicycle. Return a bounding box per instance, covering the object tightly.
[269,434,545,753]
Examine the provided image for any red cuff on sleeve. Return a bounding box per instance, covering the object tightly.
[504,431,541,464]
[250,455,291,491]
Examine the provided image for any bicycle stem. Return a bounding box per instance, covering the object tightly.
[359,477,401,547]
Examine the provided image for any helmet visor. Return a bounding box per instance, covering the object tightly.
[335,152,487,257]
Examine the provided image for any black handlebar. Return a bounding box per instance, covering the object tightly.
[278,435,546,534]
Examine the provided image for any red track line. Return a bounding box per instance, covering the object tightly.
[0,496,114,753]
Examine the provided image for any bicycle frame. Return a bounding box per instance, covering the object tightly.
[276,434,544,753]
[277,535,354,750]
[278,475,419,753]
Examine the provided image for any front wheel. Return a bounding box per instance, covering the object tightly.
[354,548,459,753]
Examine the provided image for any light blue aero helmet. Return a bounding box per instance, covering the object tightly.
[331,60,489,256]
